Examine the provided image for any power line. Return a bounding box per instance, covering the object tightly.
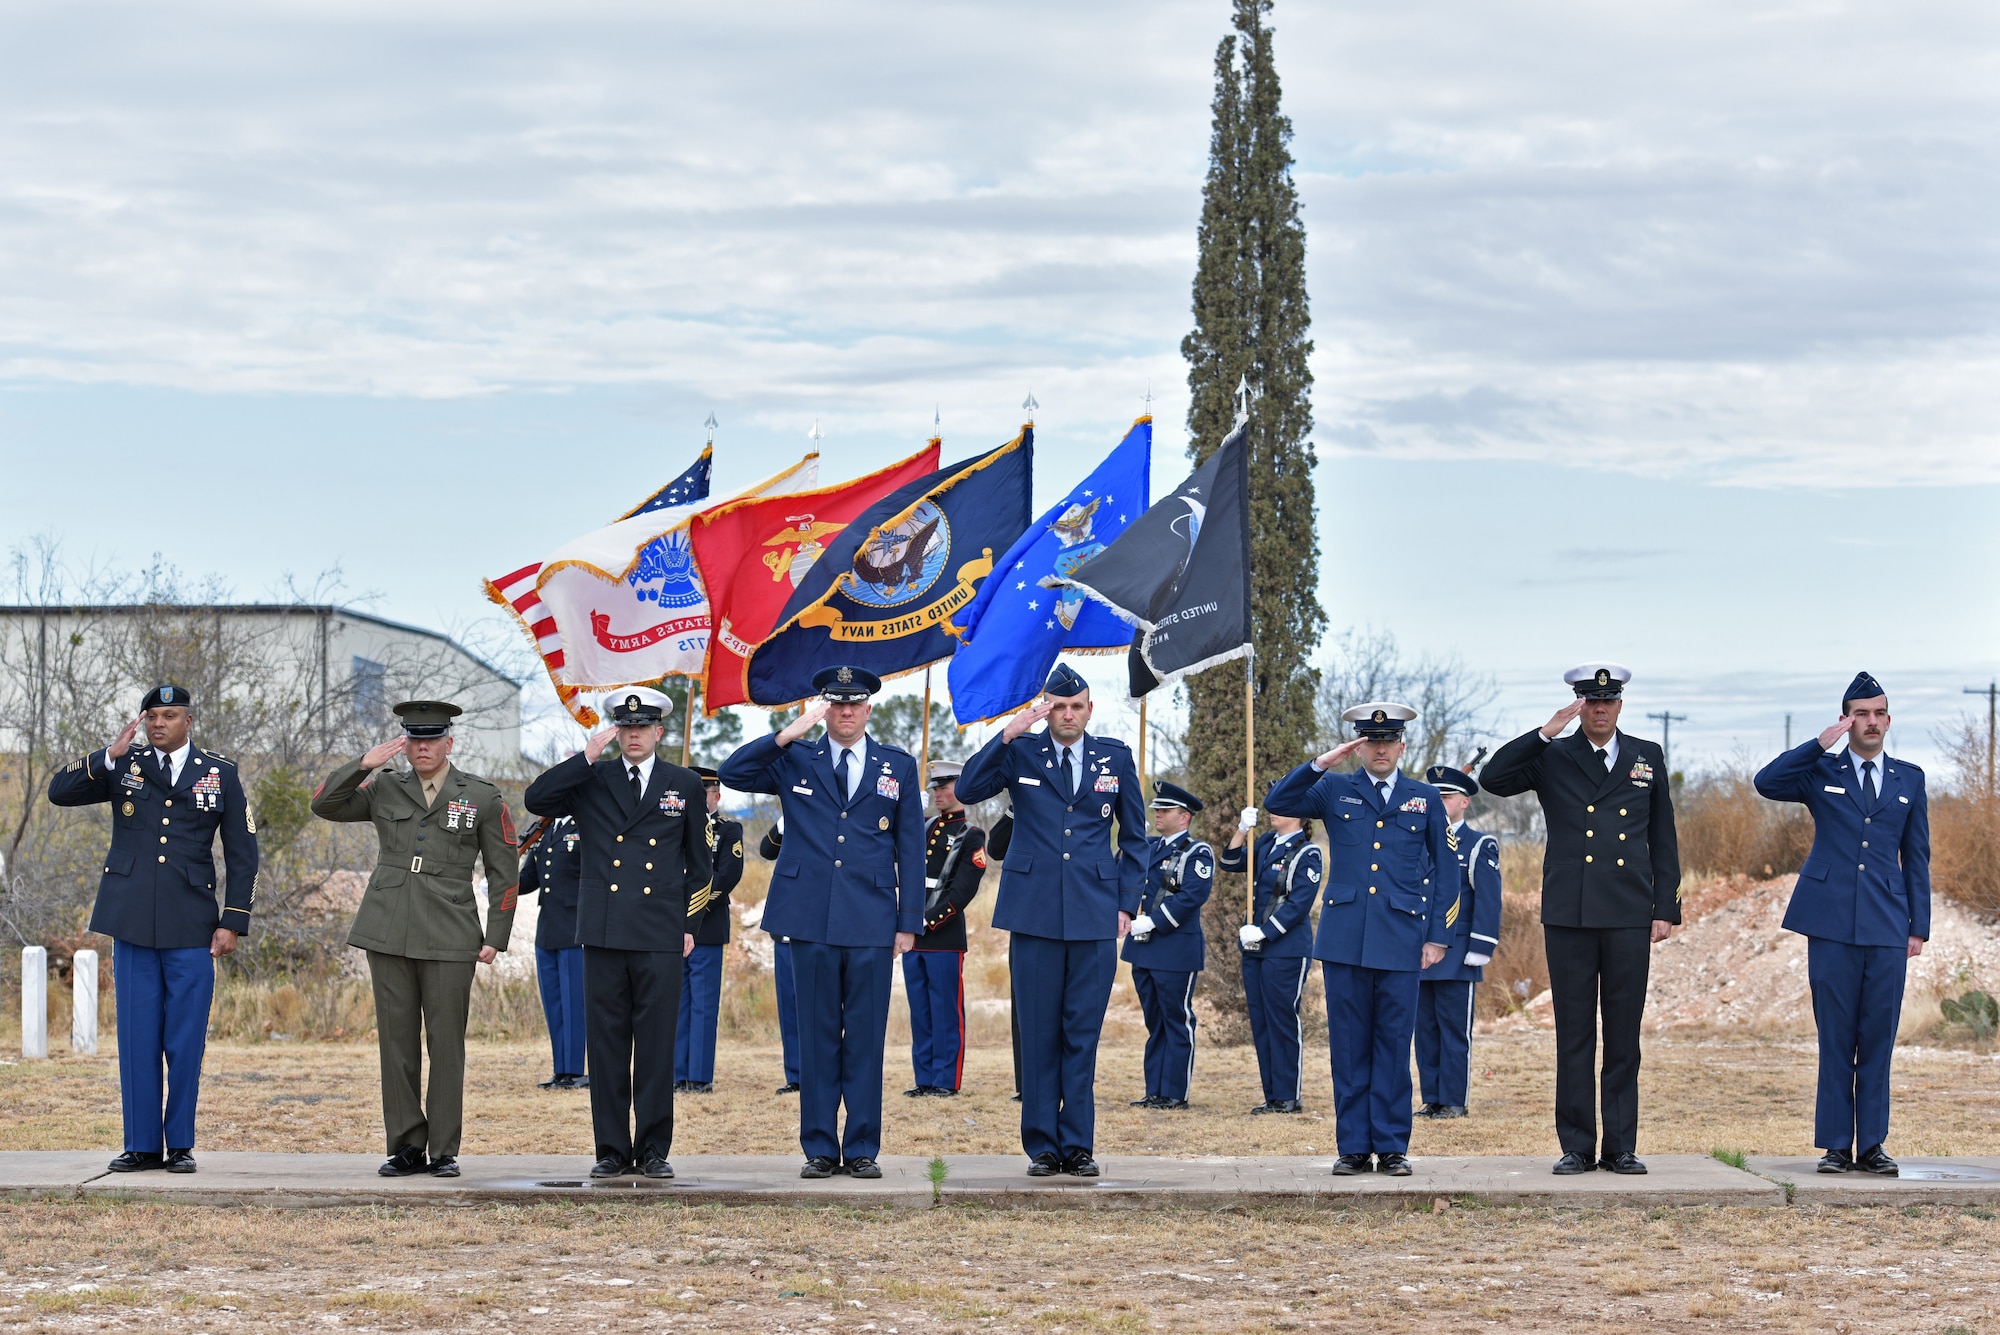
[1647,710,1688,773]
[1967,681,1997,794]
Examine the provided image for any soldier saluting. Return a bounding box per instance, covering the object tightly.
[48,684,259,1175]
[311,700,520,1179]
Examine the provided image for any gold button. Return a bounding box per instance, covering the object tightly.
[644,888,652,895]
[1617,859,1625,866]
[1619,808,1628,816]
[1587,805,1595,813]
[613,859,621,867]
[1585,855,1593,863]
[1586,830,1594,837]
[160,836,168,844]
[1376,821,1385,829]
[1618,833,1626,841]
[1373,842,1381,849]
[1369,887,1377,894]
[161,817,170,826]
[610,884,619,891]
[1371,863,1379,871]
[158,855,166,863]
[646,862,654,870]
[164,800,173,808]
[617,835,625,843]
[650,838,657,846]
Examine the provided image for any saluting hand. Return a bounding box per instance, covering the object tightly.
[582,726,619,763]
[1817,717,1852,750]
[360,736,407,769]
[1002,698,1054,744]
[1540,700,1584,740]
[1310,738,1366,770]
[776,701,829,747]
[106,715,143,761]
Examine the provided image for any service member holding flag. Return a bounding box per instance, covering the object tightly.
[1219,801,1321,1115]
[1412,765,1503,1121]
[1123,781,1214,1110]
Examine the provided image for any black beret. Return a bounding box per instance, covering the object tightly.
[141,684,192,711]
[1043,663,1090,699]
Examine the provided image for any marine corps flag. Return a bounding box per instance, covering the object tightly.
[744,429,1034,707]
[1046,418,1250,697]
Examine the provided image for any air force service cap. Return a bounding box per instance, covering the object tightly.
[394,700,461,737]
[1426,765,1480,797]
[1565,662,1631,699]
[605,687,671,725]
[1842,671,1887,711]
[1043,663,1090,699]
[141,684,192,712]
[1150,780,1204,812]
[1342,701,1417,739]
[813,665,881,702]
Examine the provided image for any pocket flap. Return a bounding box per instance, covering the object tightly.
[1009,854,1034,874]
[1098,860,1120,882]
[1328,882,1357,906]
[104,849,133,876]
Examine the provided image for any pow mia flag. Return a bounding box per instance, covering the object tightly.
[1045,418,1250,698]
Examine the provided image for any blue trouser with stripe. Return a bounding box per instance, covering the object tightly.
[1808,937,1907,1152]
[903,949,966,1091]
[1415,978,1477,1107]
[1242,954,1308,1104]
[1323,961,1420,1155]
[675,943,725,1084]
[535,945,587,1079]
[1132,966,1199,1102]
[1011,933,1117,1162]
[112,941,213,1153]
[773,937,802,1086]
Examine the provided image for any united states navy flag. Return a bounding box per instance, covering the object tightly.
[744,429,1034,706]
[946,417,1151,724]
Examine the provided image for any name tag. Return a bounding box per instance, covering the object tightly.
[1899,795,1909,804]
[1338,795,1363,805]
[1824,785,1846,794]
[1016,776,1042,787]
[792,785,814,796]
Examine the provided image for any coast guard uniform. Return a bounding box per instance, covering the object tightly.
[1220,824,1320,1113]
[1413,765,1503,1118]
[955,664,1148,1176]
[1122,782,1213,1108]
[904,761,989,1096]
[46,684,258,1173]
[676,769,743,1092]
[718,666,925,1178]
[757,822,802,1093]
[524,815,587,1088]
[1753,671,1928,1175]
[1265,702,1451,1174]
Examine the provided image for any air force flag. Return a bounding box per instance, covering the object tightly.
[947,418,1152,724]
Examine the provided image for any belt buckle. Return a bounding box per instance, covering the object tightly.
[410,855,424,874]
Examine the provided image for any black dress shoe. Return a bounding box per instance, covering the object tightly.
[1130,1094,1162,1107]
[1158,1098,1191,1111]
[380,1146,429,1177]
[1601,1151,1648,1175]
[642,1155,674,1180]
[776,1082,801,1095]
[1817,1147,1854,1174]
[1414,1102,1443,1119]
[1269,1099,1304,1114]
[1432,1105,1468,1120]
[108,1150,164,1173]
[1856,1145,1899,1176]
[1062,1152,1100,1177]
[559,1074,590,1090]
[1551,1151,1596,1176]
[1331,1153,1372,1176]
[672,1079,690,1092]
[164,1149,196,1174]
[684,1081,713,1094]
[1378,1153,1413,1177]
[538,1075,560,1089]
[590,1156,630,1179]
[846,1157,883,1179]
[800,1156,838,1179]
[927,1086,958,1098]
[1249,1100,1278,1115]
[429,1155,460,1178]
[1026,1152,1062,1177]
[1011,1092,1022,1102]
[904,1085,927,1097]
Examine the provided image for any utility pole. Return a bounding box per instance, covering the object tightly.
[1785,713,1792,750]
[1967,681,1998,794]
[1648,710,1688,773]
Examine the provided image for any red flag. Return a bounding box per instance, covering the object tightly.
[692,442,940,710]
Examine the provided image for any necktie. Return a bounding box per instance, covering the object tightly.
[628,765,643,805]
[1376,779,1390,804]
[1062,747,1076,797]
[1595,747,1610,771]
[839,749,855,801]
[1862,759,1877,804]
[160,753,175,786]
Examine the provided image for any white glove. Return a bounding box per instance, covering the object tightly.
[1130,914,1156,939]
[775,815,785,835]
[1463,952,1491,967]
[1238,806,1258,831]
[1239,924,1266,947]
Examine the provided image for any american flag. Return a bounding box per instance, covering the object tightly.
[619,448,714,518]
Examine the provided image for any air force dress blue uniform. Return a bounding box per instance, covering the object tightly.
[1753,673,1928,1166]
[955,666,1148,1171]
[1219,829,1320,1109]
[718,668,925,1172]
[524,816,587,1084]
[1414,765,1503,1115]
[46,686,258,1166]
[1122,786,1213,1106]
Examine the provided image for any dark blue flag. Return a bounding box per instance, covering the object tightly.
[745,429,1034,707]
[946,418,1152,724]
[619,445,713,518]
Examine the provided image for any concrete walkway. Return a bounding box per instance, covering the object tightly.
[7,1151,1996,1210]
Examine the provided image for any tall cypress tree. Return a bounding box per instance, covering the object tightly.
[1180,0,1324,1034]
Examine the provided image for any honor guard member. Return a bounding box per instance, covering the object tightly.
[955,663,1148,1177]
[1413,765,1503,1120]
[1123,782,1214,1110]
[311,700,520,1178]
[1481,663,1681,1176]
[903,760,990,1097]
[1219,799,1321,1115]
[48,684,259,1174]
[757,819,802,1094]
[1265,703,1451,1177]
[1754,672,1928,1176]
[524,688,711,1180]
[720,666,925,1179]
[676,766,744,1093]
[523,814,588,1090]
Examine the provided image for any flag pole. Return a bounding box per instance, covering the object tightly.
[921,667,933,789]
[681,682,697,766]
[1244,646,1255,921]
[1137,695,1149,792]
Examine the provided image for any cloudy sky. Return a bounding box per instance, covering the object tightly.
[2,0,1995,769]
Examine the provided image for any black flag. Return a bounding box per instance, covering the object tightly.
[1045,419,1251,697]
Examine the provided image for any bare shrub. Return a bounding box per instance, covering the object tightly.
[1480,841,1549,1020]
[1678,767,1813,880]
[1932,715,2000,917]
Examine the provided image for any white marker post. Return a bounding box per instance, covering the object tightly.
[72,949,98,1055]
[21,946,48,1060]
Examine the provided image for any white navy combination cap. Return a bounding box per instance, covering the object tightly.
[604,686,673,724]
[1563,662,1632,699]
[1341,702,1417,739]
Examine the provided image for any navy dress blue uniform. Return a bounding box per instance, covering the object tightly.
[47,687,258,1166]
[757,822,802,1091]
[677,796,743,1089]
[905,766,989,1095]
[524,816,587,1085]
[955,666,1148,1172]
[1219,829,1320,1109]
[1266,744,1451,1162]
[719,668,926,1172]
[1413,771,1503,1114]
[1123,818,1214,1105]
[523,690,713,1174]
[1753,673,1928,1167]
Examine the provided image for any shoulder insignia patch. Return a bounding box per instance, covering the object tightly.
[1194,861,1211,879]
[245,809,257,835]
[733,840,744,857]
[1306,866,1320,883]
[501,805,519,846]
[972,847,988,869]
